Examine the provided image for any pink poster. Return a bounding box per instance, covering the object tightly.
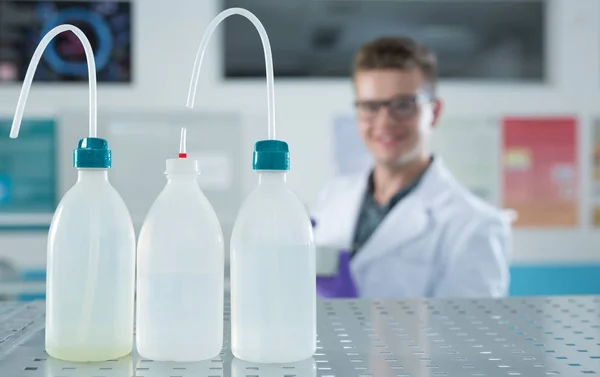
[502,116,578,227]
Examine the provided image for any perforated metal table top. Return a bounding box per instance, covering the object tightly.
[1,296,600,376]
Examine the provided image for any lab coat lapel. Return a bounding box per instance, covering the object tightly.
[351,158,453,270]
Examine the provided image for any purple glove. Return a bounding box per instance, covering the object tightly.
[316,250,358,298]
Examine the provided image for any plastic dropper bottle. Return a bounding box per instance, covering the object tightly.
[136,128,224,361]
[9,25,136,362]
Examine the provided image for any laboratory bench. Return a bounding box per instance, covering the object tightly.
[1,296,600,376]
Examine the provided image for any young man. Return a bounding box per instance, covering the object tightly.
[313,36,512,298]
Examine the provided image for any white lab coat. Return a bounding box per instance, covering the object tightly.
[312,158,512,298]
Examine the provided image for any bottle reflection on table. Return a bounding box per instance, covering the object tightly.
[231,356,316,377]
[45,354,133,377]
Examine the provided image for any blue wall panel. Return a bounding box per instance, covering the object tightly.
[509,264,600,296]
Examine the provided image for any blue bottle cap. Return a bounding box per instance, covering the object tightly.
[73,137,112,169]
[252,140,290,171]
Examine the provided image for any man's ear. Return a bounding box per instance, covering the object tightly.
[432,98,443,127]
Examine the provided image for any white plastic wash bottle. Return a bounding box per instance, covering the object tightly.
[230,140,316,363]
[183,7,316,363]
[136,128,225,361]
[9,25,136,362]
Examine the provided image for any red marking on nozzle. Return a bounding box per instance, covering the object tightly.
[178,153,187,158]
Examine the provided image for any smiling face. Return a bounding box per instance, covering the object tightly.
[354,68,441,167]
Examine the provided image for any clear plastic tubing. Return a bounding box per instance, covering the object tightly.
[10,24,97,139]
[186,7,276,140]
[9,25,102,336]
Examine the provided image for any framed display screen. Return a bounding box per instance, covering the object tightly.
[222,0,545,81]
[0,1,132,83]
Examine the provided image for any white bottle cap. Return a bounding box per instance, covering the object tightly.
[166,158,199,175]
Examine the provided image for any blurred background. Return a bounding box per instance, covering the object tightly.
[0,0,597,300]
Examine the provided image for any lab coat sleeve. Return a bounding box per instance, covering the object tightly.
[432,216,512,298]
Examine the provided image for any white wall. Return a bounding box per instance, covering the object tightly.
[1,0,600,269]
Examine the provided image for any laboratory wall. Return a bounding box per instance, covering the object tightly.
[0,0,599,298]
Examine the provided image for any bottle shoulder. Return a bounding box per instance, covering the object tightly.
[145,181,220,222]
[139,181,223,241]
[232,183,313,247]
[60,178,124,203]
[52,181,133,229]
[242,183,304,210]
[137,181,224,274]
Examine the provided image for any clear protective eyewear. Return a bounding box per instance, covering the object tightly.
[354,92,432,120]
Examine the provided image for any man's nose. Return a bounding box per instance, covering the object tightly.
[374,106,397,126]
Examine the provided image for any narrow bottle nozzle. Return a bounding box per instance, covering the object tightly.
[186,7,276,140]
[9,24,97,139]
[178,127,187,159]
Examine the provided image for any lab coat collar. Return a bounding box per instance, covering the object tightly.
[362,156,454,211]
[414,156,455,209]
